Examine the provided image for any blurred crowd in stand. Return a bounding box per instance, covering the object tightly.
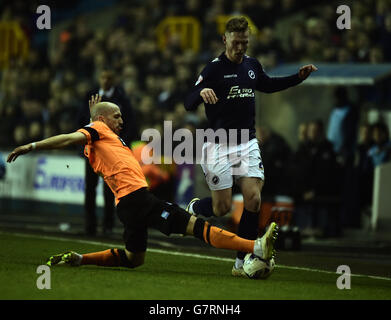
[259,87,391,237]
[2,0,391,146]
[1,0,391,236]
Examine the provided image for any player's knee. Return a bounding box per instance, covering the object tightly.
[121,249,145,268]
[213,200,231,216]
[151,203,191,236]
[244,193,261,212]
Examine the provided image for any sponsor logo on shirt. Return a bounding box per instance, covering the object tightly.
[224,74,238,78]
[227,86,255,99]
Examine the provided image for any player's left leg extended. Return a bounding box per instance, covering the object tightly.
[46,249,145,268]
[47,219,147,268]
[146,195,274,258]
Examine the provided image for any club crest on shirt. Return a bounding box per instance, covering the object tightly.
[248,70,255,79]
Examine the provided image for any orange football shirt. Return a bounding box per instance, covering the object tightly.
[77,121,148,205]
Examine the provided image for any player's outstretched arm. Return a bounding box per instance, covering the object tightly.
[257,64,318,94]
[7,132,87,163]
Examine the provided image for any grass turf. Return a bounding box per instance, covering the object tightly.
[0,232,390,300]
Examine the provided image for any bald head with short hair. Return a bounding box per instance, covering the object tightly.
[90,101,123,135]
[91,102,119,121]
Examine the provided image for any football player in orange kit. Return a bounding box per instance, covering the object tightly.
[7,94,277,271]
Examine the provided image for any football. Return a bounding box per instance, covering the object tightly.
[243,253,275,279]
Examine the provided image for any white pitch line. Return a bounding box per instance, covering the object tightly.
[1,231,390,282]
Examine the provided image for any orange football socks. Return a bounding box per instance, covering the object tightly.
[203,222,255,253]
[81,249,120,266]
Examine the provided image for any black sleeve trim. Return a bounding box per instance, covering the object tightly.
[83,127,100,142]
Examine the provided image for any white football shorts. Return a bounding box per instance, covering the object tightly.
[200,138,265,191]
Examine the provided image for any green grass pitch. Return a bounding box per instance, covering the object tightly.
[0,232,390,300]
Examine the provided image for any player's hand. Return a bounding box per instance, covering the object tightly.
[200,88,218,104]
[89,93,102,112]
[298,64,318,80]
[7,144,33,163]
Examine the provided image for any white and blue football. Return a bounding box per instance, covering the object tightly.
[243,253,275,279]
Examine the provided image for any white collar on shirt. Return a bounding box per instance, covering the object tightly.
[99,87,115,98]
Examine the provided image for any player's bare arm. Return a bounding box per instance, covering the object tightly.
[200,88,218,104]
[298,64,318,80]
[7,132,87,163]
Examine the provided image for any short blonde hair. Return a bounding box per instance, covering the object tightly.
[225,17,249,33]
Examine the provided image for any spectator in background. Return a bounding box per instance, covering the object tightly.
[291,121,310,203]
[327,87,358,167]
[257,126,293,199]
[12,125,28,146]
[157,76,178,111]
[326,87,359,228]
[356,32,372,62]
[379,13,391,61]
[369,47,384,64]
[77,67,139,236]
[368,121,391,167]
[253,27,283,64]
[286,23,307,62]
[294,119,340,238]
[18,99,45,140]
[351,123,375,227]
[136,96,162,129]
[0,76,22,146]
[355,123,374,177]
[297,121,309,145]
[292,122,311,234]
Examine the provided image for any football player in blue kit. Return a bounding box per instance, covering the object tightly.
[184,16,317,277]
